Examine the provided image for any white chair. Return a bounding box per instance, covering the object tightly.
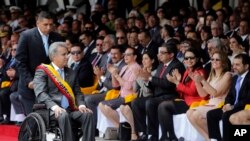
[158,114,205,141]
[10,104,26,122]
[97,107,124,137]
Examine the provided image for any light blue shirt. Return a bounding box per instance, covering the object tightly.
[38,28,49,56]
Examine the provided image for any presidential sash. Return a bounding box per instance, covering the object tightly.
[36,64,78,111]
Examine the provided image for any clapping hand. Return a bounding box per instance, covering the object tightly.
[107,64,118,75]
[93,66,104,78]
[172,69,181,82]
[137,68,151,81]
[189,71,204,83]
[166,69,180,85]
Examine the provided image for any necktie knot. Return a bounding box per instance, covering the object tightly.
[237,76,242,83]
[70,63,75,70]
[58,69,64,79]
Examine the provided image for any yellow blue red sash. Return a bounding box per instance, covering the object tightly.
[36,64,78,111]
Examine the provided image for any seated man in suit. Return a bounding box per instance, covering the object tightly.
[69,43,94,88]
[85,46,125,132]
[132,43,186,140]
[33,42,95,141]
[207,54,250,141]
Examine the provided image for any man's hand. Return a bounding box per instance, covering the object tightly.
[54,106,66,118]
[79,105,92,113]
[93,66,104,78]
[222,104,233,112]
[28,81,34,89]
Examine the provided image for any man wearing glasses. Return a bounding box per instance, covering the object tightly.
[70,44,94,88]
[132,43,185,140]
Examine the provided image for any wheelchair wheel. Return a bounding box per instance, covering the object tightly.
[18,112,46,141]
[51,127,63,141]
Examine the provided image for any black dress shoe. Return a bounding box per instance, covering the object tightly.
[95,129,99,137]
[147,136,158,141]
[159,137,170,141]
[137,134,148,141]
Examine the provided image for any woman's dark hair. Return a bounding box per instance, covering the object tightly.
[230,34,243,46]
[184,47,203,70]
[142,51,159,71]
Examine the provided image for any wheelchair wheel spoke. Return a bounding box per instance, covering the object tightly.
[18,112,46,141]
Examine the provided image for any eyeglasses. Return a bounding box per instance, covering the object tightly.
[184,56,196,60]
[71,51,81,55]
[159,51,170,54]
[117,37,125,39]
[11,48,17,51]
[211,58,221,61]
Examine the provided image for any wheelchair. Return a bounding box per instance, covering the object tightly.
[18,104,82,141]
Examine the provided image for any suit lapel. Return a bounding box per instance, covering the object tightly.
[239,72,250,94]
[64,68,70,83]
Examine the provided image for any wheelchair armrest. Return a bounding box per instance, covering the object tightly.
[33,104,47,111]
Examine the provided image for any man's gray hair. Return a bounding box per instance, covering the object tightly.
[49,42,67,61]
[207,38,222,50]
[106,34,117,47]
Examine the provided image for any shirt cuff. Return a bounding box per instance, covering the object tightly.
[100,76,106,82]
[149,76,153,81]
[51,105,60,111]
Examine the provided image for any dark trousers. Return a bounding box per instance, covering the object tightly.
[158,100,189,140]
[131,97,150,134]
[20,96,35,115]
[0,88,11,119]
[50,110,95,141]
[10,92,25,114]
[132,95,175,138]
[146,96,176,137]
[207,108,243,141]
[84,92,106,127]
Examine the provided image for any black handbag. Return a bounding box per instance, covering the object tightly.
[118,122,131,141]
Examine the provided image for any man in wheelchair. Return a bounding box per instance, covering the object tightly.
[32,42,95,141]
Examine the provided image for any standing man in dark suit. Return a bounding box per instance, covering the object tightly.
[15,11,63,115]
[33,42,95,141]
[79,31,96,61]
[207,54,250,141]
[132,43,185,140]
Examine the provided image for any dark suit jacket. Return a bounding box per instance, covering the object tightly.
[149,58,186,97]
[15,27,63,99]
[101,60,126,90]
[33,65,85,109]
[225,71,250,109]
[141,40,159,57]
[97,52,110,72]
[84,41,96,61]
[150,26,163,45]
[74,58,94,88]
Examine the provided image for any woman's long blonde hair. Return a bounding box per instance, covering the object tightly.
[207,50,231,82]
